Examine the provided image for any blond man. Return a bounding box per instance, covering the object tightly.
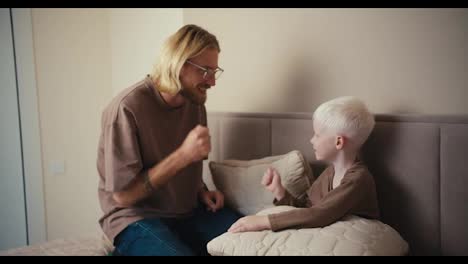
[97,25,241,256]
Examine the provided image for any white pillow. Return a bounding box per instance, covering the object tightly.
[207,206,409,256]
[209,150,312,215]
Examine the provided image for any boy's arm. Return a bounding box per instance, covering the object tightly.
[273,167,331,208]
[268,176,367,231]
[273,190,309,207]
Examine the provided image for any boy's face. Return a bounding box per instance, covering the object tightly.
[310,119,338,162]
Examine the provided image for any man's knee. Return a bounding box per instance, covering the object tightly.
[217,207,243,223]
[114,219,195,256]
[115,234,195,256]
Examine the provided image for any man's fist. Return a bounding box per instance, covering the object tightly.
[179,125,211,163]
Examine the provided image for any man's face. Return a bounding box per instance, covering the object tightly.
[179,48,219,105]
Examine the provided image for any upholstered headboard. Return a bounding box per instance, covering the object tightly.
[202,112,468,256]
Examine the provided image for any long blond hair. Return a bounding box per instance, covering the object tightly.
[150,24,220,94]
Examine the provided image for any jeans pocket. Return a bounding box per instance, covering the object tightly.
[113,223,143,255]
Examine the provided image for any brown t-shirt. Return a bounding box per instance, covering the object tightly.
[97,76,206,243]
[268,160,380,231]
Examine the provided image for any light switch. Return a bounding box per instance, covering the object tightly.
[49,160,65,174]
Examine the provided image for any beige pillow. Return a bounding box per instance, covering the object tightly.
[207,206,409,256]
[208,150,312,216]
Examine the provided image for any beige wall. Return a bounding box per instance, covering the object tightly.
[32,8,111,240]
[184,8,468,115]
[30,8,467,241]
[32,8,182,240]
[109,8,183,95]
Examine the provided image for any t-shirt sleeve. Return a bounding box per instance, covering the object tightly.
[273,190,309,207]
[103,106,143,192]
[268,176,366,231]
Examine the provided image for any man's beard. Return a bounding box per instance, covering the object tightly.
[180,84,209,105]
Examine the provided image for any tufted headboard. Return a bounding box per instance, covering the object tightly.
[202,112,468,256]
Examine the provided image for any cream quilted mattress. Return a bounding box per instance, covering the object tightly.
[0,234,113,256]
[207,206,409,256]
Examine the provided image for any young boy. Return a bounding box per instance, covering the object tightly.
[228,96,380,233]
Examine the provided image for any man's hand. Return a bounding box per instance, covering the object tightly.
[228,215,271,233]
[199,190,224,212]
[261,167,286,201]
[178,125,211,164]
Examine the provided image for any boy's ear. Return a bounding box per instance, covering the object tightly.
[336,135,345,150]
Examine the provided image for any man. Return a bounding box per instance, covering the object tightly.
[97,24,241,256]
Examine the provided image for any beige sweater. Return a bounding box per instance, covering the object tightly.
[268,160,380,231]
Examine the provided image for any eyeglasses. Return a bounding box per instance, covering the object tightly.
[186,60,224,80]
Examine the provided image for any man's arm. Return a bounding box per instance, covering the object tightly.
[113,125,210,207]
[112,149,191,207]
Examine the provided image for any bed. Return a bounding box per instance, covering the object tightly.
[2,112,467,256]
[202,112,468,256]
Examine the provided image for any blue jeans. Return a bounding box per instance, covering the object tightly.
[113,206,242,256]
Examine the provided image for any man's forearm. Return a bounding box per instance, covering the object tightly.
[112,148,191,207]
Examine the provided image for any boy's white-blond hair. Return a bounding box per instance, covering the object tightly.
[313,96,375,149]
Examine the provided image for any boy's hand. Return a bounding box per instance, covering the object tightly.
[228,215,271,233]
[261,167,286,201]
